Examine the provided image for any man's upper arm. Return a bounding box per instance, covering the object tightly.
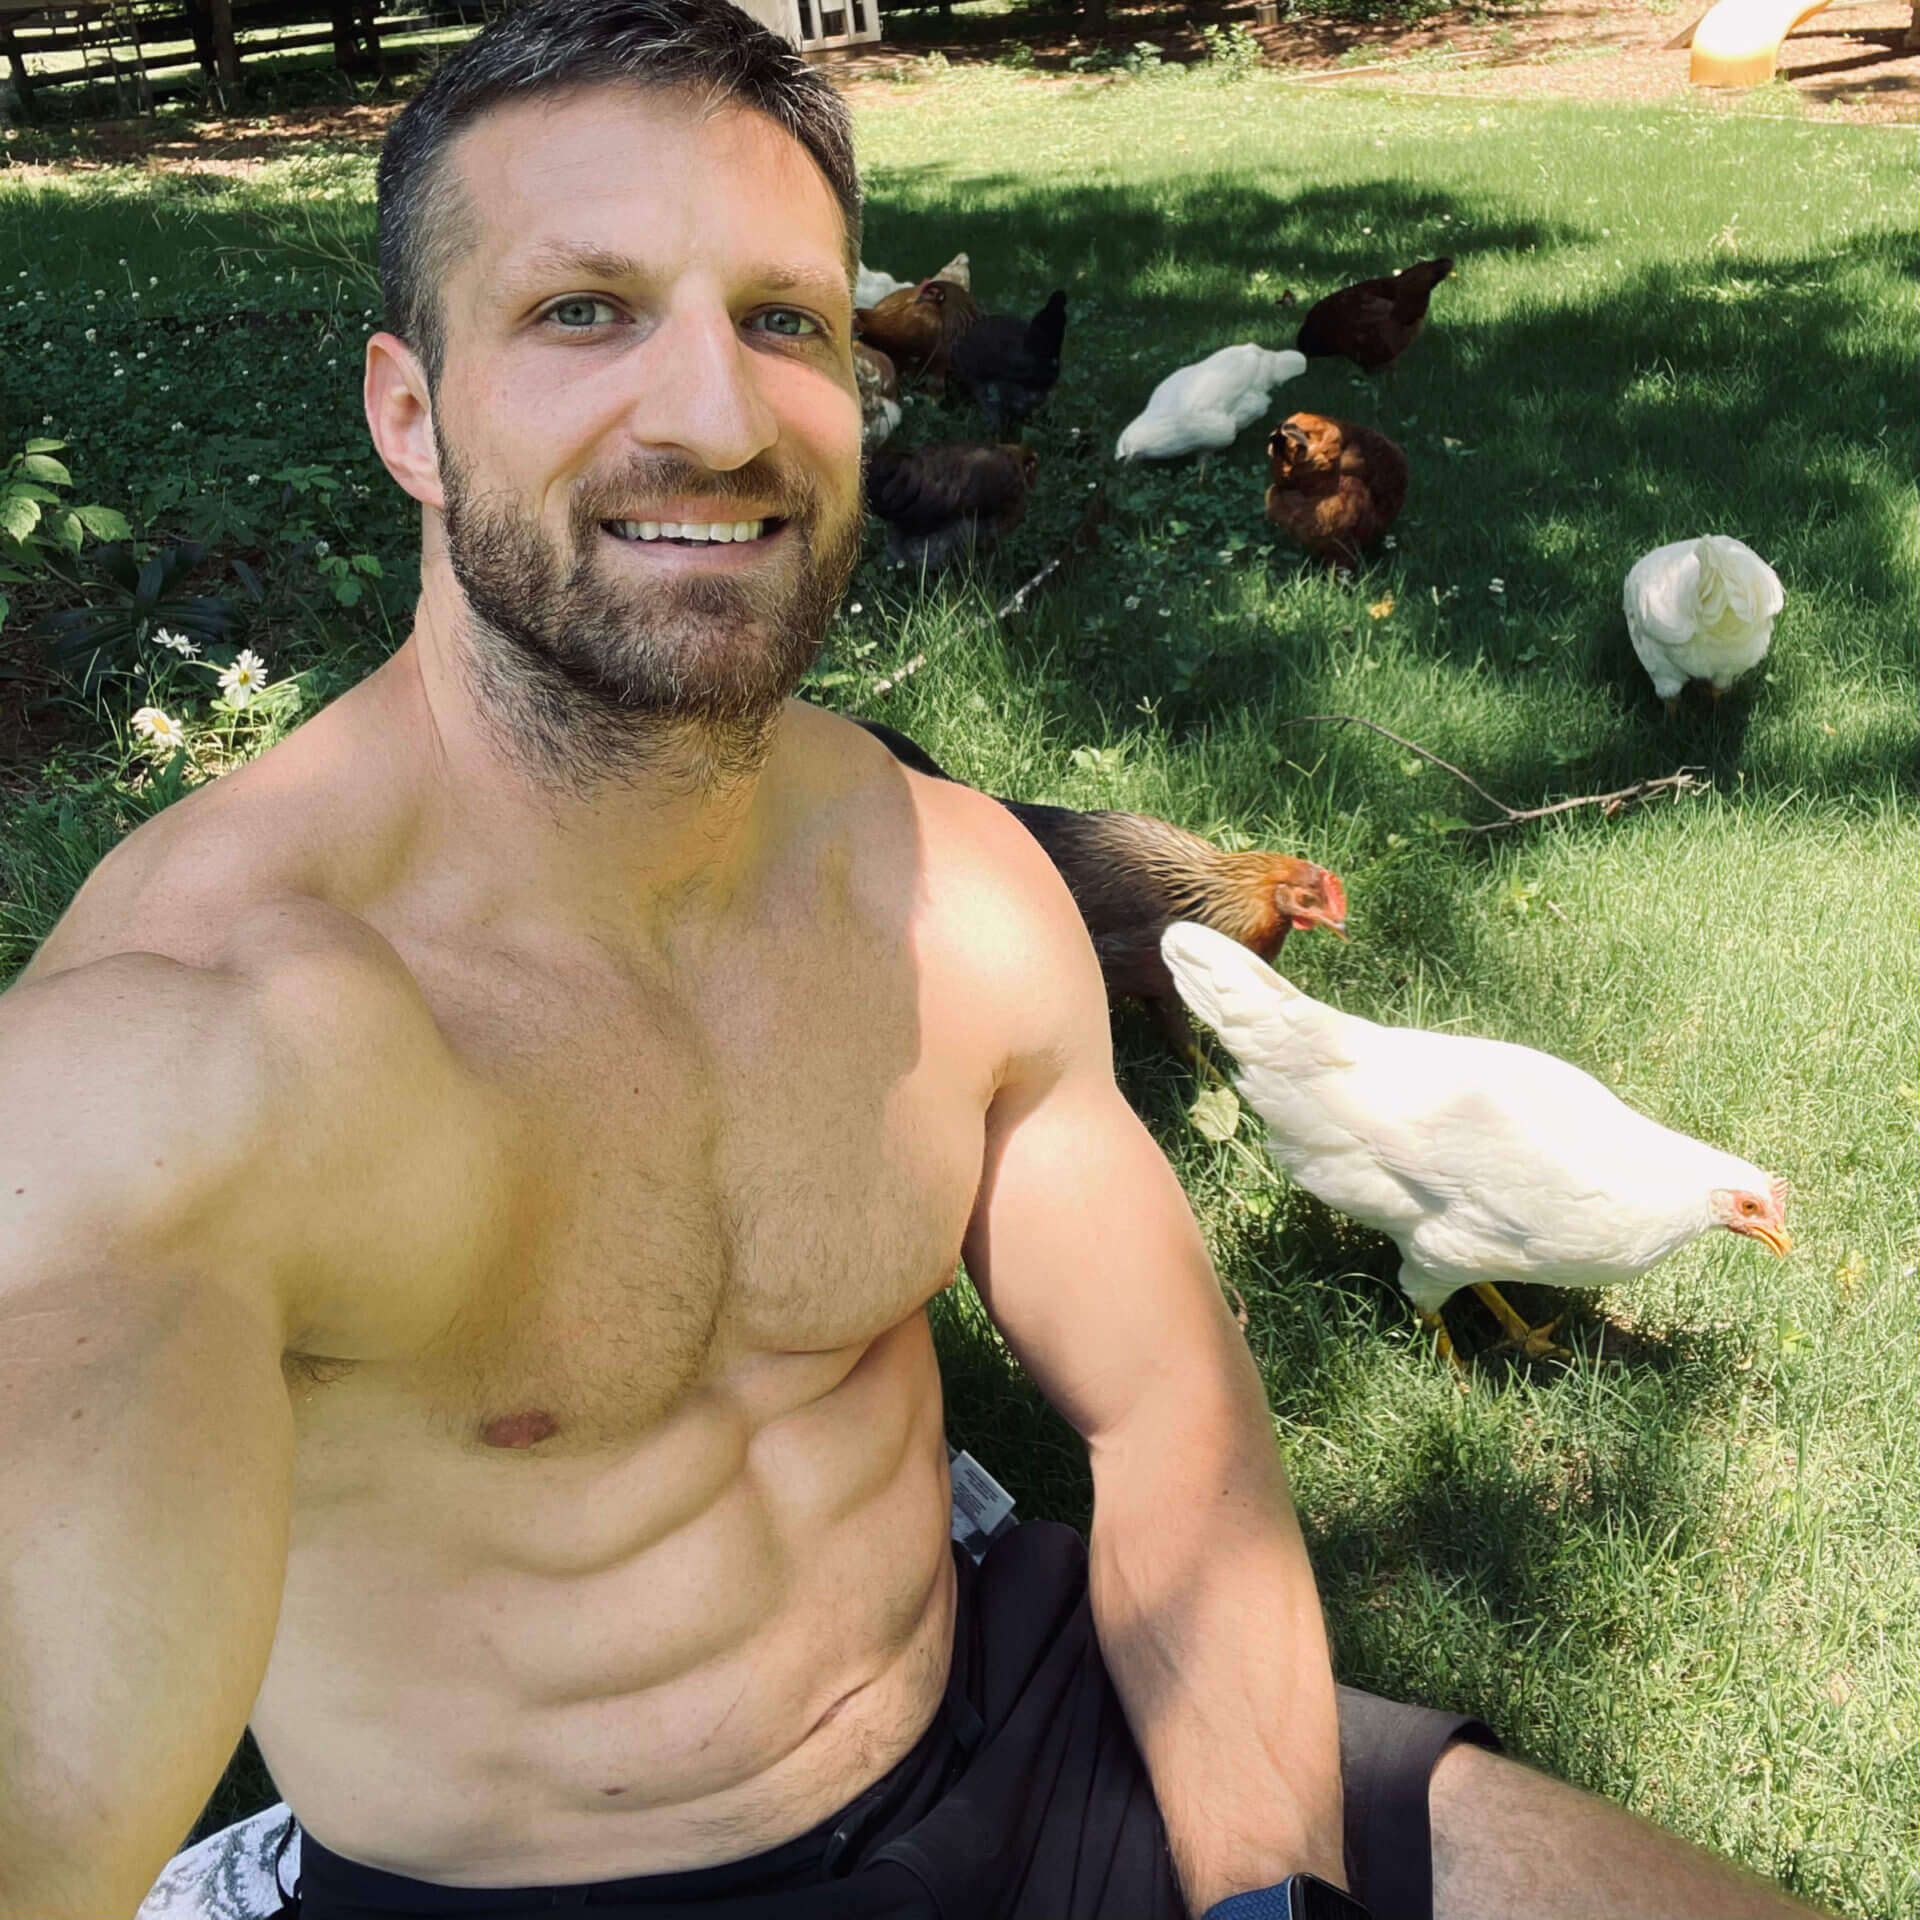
[954,814,1255,1447]
[0,923,492,1912]
[0,954,299,1914]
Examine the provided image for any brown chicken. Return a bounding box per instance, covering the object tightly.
[853,278,983,389]
[1264,411,1408,563]
[852,342,901,450]
[855,720,1348,1052]
[1295,257,1453,375]
[863,440,1037,571]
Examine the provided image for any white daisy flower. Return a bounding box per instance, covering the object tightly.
[132,707,187,753]
[218,650,269,706]
[217,648,270,710]
[152,628,199,658]
[1123,595,1141,610]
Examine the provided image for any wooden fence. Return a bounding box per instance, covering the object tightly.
[0,0,495,115]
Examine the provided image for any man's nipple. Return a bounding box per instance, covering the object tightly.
[480,1408,559,1449]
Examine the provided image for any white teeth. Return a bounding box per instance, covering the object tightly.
[610,517,768,544]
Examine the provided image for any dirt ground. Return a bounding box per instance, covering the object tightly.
[1,0,1911,178]
[828,0,1918,124]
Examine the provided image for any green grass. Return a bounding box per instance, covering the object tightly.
[2,69,1915,1917]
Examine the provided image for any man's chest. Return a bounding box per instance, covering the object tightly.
[352,923,991,1453]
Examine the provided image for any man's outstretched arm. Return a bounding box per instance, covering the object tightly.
[0,955,297,1917]
[957,819,1344,1917]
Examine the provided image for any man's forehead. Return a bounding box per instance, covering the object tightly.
[445,84,849,290]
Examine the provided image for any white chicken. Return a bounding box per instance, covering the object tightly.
[854,263,914,307]
[1160,922,1792,1370]
[1623,535,1785,715]
[1114,344,1308,462]
[855,253,971,310]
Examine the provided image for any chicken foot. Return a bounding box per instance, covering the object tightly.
[1470,1282,1569,1361]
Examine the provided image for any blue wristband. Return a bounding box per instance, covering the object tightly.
[1204,1887,1297,1919]
[1203,1874,1372,1920]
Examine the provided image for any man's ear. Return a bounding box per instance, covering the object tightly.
[365,331,444,510]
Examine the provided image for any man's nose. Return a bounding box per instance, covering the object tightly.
[625,302,778,474]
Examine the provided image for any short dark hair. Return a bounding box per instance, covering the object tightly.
[375,0,862,388]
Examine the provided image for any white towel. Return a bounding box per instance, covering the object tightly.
[138,1802,300,1920]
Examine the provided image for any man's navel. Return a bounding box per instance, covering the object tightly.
[480,1408,559,1449]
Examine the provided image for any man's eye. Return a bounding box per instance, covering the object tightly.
[752,308,822,339]
[547,298,618,330]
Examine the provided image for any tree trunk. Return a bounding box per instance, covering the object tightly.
[1081,0,1108,34]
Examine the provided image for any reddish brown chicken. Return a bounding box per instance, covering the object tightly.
[855,721,1349,1052]
[853,278,983,389]
[1295,256,1453,375]
[1264,411,1409,563]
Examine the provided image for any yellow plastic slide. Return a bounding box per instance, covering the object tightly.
[1687,0,1833,85]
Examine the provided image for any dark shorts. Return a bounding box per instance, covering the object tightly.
[292,1522,1497,1920]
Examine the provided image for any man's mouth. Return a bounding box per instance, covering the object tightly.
[602,517,783,546]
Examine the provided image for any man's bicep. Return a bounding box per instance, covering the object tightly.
[964,1032,1249,1448]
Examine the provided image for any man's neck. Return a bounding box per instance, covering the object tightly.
[379,585,785,952]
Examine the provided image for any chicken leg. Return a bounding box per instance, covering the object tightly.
[1419,1308,1470,1387]
[1470,1282,1569,1361]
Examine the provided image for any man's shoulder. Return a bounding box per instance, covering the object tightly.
[809,709,1091,945]
[804,708,1110,1059]
[4,877,485,1346]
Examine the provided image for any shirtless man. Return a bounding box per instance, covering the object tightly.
[0,4,1826,1917]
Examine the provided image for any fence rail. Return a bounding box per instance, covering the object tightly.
[0,2,492,115]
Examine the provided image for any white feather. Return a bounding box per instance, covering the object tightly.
[1623,535,1784,701]
[854,263,914,307]
[1160,922,1775,1314]
[1114,345,1308,462]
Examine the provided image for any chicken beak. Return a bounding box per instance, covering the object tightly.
[1741,1221,1791,1258]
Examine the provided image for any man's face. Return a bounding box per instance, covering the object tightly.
[425,84,863,756]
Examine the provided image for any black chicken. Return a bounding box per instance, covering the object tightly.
[947,291,1069,433]
[863,442,1038,571]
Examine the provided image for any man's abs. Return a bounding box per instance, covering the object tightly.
[251,1314,958,1886]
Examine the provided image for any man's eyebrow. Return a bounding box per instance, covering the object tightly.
[494,245,849,305]
[496,243,643,297]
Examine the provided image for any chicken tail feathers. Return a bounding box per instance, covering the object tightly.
[1029,290,1069,360]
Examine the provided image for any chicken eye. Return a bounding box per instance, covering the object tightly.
[1741,1198,1759,1214]
[547,298,616,330]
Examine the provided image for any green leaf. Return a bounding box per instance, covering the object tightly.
[350,552,384,577]
[0,494,42,541]
[74,504,132,541]
[19,454,72,489]
[6,482,60,506]
[22,438,67,455]
[44,509,83,554]
[0,590,9,631]
[1188,1085,1242,1143]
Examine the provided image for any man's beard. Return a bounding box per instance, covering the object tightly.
[439,438,861,796]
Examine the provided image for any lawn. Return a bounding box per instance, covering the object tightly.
[2,59,1915,1919]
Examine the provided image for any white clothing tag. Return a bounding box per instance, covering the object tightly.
[947,1445,1018,1562]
